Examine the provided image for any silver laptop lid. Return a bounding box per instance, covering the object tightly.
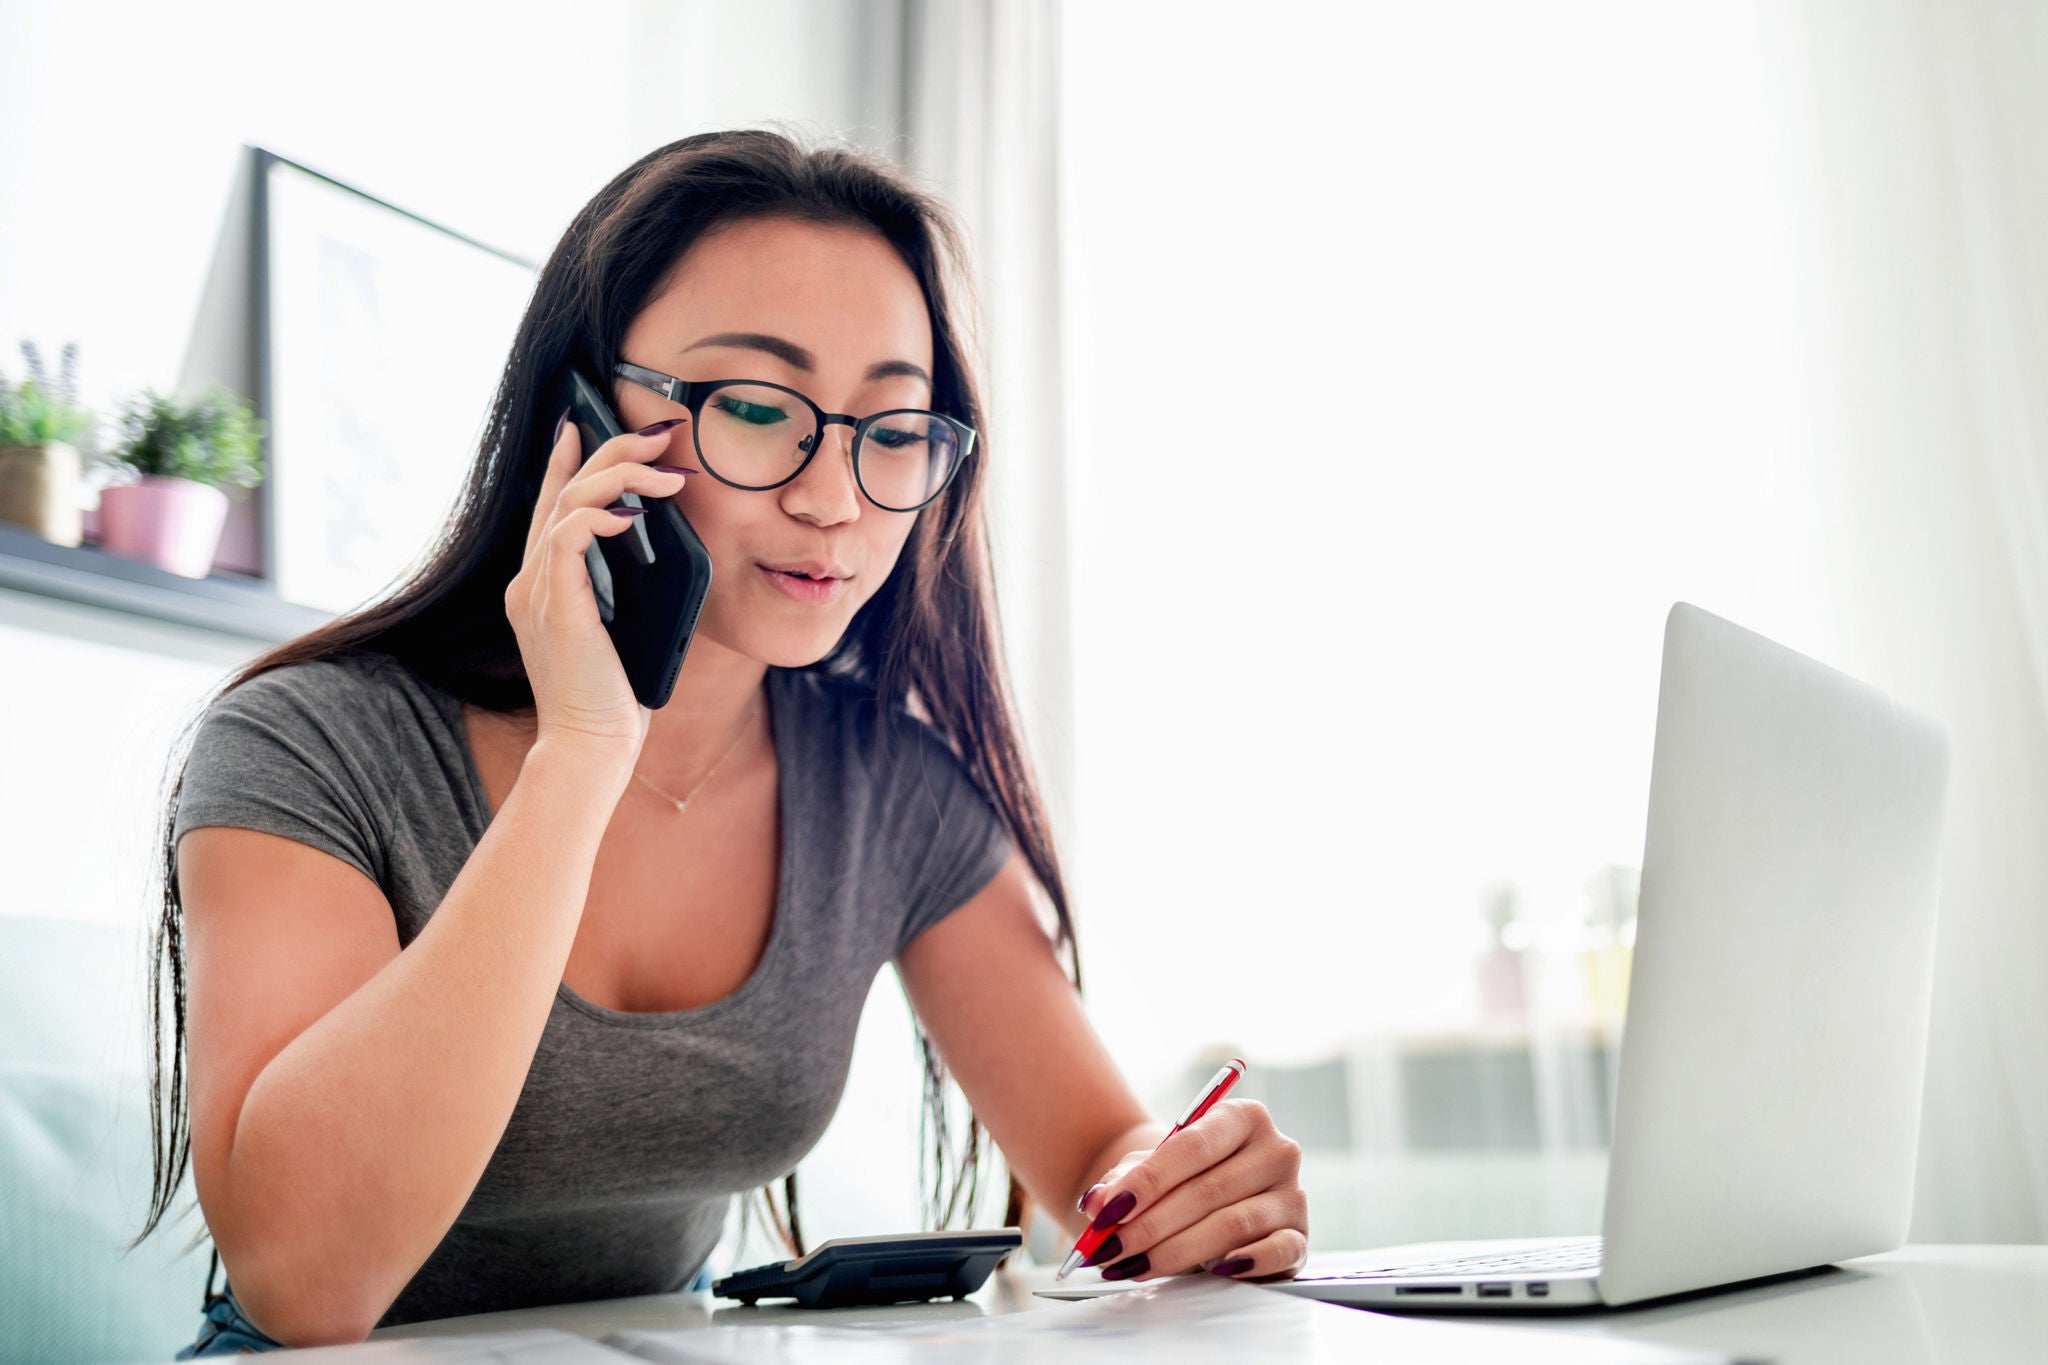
[1597,603,1950,1306]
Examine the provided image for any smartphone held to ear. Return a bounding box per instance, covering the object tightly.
[557,367,713,710]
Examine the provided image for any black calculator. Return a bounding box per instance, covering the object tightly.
[711,1228,1023,1308]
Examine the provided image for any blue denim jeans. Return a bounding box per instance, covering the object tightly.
[173,1264,719,1356]
[172,1284,285,1358]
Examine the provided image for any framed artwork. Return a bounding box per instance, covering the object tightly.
[255,150,537,613]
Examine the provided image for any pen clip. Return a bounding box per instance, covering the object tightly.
[1173,1059,1247,1128]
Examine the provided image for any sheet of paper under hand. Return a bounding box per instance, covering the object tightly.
[239,1327,641,1362]
[601,1275,1737,1365]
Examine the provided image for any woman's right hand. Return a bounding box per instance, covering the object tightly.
[503,410,689,767]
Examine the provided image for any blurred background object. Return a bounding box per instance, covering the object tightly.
[3,1,2046,1358]
[0,340,93,547]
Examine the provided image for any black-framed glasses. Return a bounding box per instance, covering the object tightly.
[614,360,976,513]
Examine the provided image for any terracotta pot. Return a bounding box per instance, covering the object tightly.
[96,475,230,579]
[0,441,84,547]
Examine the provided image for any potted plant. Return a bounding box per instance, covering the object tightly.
[96,386,265,579]
[0,340,96,547]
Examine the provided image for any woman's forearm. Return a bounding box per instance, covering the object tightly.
[217,739,629,1344]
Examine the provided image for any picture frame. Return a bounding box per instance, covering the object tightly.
[252,149,537,613]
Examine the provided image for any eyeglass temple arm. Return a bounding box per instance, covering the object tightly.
[614,360,693,405]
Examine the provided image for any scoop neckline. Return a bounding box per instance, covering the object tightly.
[438,664,798,1030]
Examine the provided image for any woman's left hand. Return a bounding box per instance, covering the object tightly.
[1074,1099,1308,1282]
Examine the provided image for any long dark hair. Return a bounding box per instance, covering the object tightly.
[132,129,1079,1262]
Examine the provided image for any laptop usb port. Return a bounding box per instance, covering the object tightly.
[1477,1283,1512,1298]
[1526,1282,1551,1297]
[1393,1285,1464,1296]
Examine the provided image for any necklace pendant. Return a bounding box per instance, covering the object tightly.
[630,693,760,818]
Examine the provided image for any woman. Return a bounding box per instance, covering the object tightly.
[138,129,1308,1353]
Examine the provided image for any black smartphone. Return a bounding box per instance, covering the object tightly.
[554,367,713,710]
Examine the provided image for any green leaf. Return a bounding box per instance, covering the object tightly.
[107,385,267,489]
[0,338,97,447]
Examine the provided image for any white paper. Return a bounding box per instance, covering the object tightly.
[255,1327,635,1362]
[603,1275,1732,1364]
[1030,1279,1145,1300]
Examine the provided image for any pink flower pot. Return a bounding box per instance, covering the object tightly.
[96,476,230,579]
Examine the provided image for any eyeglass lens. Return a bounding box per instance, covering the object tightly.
[696,383,961,510]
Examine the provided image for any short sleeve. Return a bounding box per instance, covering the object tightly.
[172,659,393,889]
[888,717,1017,957]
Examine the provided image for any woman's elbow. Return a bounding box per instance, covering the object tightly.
[222,1253,385,1348]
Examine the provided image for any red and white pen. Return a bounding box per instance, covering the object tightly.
[1056,1057,1247,1281]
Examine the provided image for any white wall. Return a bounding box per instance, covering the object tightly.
[0,0,886,423]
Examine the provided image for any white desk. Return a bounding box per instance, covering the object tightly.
[1503,1245,2048,1365]
[372,1245,2047,1363]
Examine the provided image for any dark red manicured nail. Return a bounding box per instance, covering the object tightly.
[607,506,647,518]
[1090,1191,1135,1232]
[1081,1234,1122,1268]
[1100,1253,1149,1281]
[1211,1257,1255,1277]
[553,408,570,445]
[1077,1183,1104,1214]
[637,418,685,436]
[650,463,697,474]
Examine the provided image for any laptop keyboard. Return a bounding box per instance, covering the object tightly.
[1314,1236,1603,1281]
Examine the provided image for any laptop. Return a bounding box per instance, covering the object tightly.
[1271,602,1950,1311]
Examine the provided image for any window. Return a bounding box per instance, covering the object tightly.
[1061,1,1837,1246]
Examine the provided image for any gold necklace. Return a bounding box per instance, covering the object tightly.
[630,695,762,815]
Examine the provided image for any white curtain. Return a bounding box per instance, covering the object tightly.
[1759,0,2048,1241]
[872,0,1077,847]
[898,0,1074,1254]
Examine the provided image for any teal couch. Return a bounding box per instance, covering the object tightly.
[1,915,213,1362]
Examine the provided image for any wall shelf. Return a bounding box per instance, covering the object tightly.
[0,522,331,643]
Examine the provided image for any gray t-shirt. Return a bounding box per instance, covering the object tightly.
[170,650,1014,1326]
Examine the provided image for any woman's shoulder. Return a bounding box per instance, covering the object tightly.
[778,668,1005,858]
[199,650,410,735]
[778,665,963,775]
[224,648,403,697]
[775,666,1013,948]
[175,651,418,879]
